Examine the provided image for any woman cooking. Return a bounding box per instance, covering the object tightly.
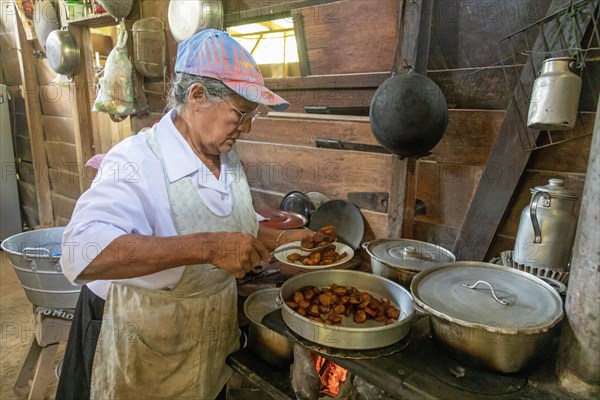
[56,29,309,400]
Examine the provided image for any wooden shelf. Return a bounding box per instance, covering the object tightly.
[68,14,117,28]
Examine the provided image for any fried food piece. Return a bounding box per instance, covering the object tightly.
[285,301,299,309]
[298,299,310,309]
[327,313,342,324]
[293,291,304,304]
[354,310,367,324]
[386,306,401,320]
[287,253,302,262]
[318,293,333,307]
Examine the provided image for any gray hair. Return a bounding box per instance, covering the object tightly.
[167,73,237,111]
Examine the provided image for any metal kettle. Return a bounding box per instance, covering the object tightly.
[514,178,579,271]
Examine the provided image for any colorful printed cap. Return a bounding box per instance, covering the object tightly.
[174,29,289,111]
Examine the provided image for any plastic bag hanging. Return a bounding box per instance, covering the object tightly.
[93,25,135,118]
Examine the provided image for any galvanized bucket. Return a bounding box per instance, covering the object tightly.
[1,227,81,309]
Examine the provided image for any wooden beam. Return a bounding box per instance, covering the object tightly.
[386,0,435,239]
[13,4,54,227]
[68,24,97,193]
[452,0,598,261]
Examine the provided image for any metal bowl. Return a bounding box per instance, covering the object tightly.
[46,29,80,76]
[279,270,415,350]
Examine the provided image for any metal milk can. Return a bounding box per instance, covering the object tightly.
[514,178,579,271]
[527,57,582,131]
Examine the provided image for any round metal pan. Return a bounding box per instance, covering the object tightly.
[308,200,364,250]
[279,270,415,350]
[168,0,223,43]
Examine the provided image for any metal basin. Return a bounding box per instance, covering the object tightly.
[1,227,81,309]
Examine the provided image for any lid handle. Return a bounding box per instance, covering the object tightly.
[403,245,418,255]
[461,280,509,306]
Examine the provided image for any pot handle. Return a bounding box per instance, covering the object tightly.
[461,281,509,306]
[530,191,551,244]
[23,247,53,259]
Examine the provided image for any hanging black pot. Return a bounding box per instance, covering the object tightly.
[369,2,448,157]
[369,67,448,158]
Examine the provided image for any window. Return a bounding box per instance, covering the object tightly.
[228,19,299,78]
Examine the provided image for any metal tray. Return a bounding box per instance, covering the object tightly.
[279,270,415,350]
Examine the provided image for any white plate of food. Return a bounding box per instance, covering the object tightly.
[273,241,354,270]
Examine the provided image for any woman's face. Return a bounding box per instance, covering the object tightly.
[186,85,259,156]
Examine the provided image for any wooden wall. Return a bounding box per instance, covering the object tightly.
[128,0,596,263]
[4,0,596,264]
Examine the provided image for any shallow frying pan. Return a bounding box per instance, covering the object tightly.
[168,0,224,43]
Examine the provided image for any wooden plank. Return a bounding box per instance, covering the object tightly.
[528,112,595,173]
[15,135,32,161]
[17,161,36,185]
[292,9,310,76]
[415,161,484,228]
[69,24,98,193]
[13,112,28,137]
[51,192,77,220]
[40,84,72,117]
[300,0,399,75]
[13,5,54,227]
[413,219,458,252]
[428,0,551,70]
[361,209,388,241]
[250,115,376,146]
[223,0,338,26]
[421,110,504,164]
[35,58,57,85]
[55,217,71,227]
[42,116,76,144]
[48,167,82,199]
[452,0,597,261]
[22,204,40,228]
[17,180,38,209]
[236,141,393,199]
[46,141,78,166]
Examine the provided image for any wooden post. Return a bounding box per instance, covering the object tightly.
[13,4,54,227]
[68,24,97,193]
[386,0,435,239]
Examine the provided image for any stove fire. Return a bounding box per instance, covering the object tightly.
[310,352,348,397]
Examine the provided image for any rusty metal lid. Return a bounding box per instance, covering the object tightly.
[364,239,455,272]
[257,208,308,229]
[531,178,578,199]
[410,262,564,333]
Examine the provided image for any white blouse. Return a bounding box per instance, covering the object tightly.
[61,110,256,299]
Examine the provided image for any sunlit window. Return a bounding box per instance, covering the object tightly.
[228,19,299,77]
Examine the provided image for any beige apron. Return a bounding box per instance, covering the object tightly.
[90,128,258,399]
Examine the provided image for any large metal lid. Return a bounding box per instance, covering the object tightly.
[531,178,578,200]
[364,239,455,272]
[308,199,364,250]
[243,288,281,327]
[256,208,307,229]
[411,262,564,334]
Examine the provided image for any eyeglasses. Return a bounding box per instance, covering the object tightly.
[226,100,261,126]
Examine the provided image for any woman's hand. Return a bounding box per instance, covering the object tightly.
[207,232,270,278]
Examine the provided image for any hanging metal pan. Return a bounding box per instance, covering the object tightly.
[46,28,80,76]
[168,0,224,43]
